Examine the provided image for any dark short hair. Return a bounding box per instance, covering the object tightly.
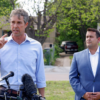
[87,28,100,38]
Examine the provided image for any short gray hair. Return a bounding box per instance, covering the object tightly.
[10,9,29,23]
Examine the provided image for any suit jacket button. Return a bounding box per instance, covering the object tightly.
[93,80,95,82]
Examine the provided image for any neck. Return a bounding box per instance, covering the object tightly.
[12,34,26,44]
[89,46,98,55]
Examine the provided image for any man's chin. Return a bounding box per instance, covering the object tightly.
[86,45,92,49]
[12,33,21,37]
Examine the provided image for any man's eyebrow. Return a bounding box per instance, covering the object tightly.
[11,21,15,22]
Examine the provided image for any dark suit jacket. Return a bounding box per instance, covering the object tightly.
[69,48,100,100]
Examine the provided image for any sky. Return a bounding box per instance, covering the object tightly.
[17,0,45,16]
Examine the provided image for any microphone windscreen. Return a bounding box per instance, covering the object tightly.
[10,71,14,77]
[21,74,37,96]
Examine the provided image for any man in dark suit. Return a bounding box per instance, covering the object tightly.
[69,28,100,100]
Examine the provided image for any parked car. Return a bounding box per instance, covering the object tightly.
[60,41,78,54]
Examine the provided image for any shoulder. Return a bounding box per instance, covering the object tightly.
[28,37,42,46]
[75,49,87,55]
[73,49,88,58]
[99,46,100,50]
[71,49,88,63]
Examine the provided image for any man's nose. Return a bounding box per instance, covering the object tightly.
[14,23,18,27]
[87,37,91,40]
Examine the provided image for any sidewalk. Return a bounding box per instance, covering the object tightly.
[45,66,70,81]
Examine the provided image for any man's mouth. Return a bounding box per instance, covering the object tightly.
[13,30,19,32]
[86,41,91,43]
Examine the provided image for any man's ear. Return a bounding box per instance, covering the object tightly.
[25,22,28,28]
[98,37,100,42]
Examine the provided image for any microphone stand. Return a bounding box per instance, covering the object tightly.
[5,78,10,89]
[18,85,24,100]
[4,78,10,100]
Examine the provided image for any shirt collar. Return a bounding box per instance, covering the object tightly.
[25,34,31,42]
[89,46,99,54]
[7,33,31,43]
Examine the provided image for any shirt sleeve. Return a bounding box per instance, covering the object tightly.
[35,43,46,88]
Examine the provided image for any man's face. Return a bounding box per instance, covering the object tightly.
[10,15,28,37]
[86,31,99,49]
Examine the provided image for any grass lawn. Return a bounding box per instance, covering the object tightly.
[45,81,75,100]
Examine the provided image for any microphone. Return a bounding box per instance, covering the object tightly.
[21,74,37,97]
[0,71,14,81]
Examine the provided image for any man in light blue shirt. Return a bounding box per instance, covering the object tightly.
[0,9,46,98]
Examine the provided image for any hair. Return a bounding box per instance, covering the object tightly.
[10,9,29,23]
[87,28,100,38]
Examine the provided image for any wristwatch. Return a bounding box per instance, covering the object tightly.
[40,96,46,100]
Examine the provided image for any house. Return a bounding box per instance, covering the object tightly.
[0,17,11,37]
[42,24,56,49]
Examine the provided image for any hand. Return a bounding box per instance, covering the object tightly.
[91,92,100,100]
[0,34,7,49]
[83,92,93,100]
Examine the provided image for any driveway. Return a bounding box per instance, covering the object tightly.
[45,52,73,81]
[54,52,73,67]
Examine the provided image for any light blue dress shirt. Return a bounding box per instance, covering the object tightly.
[0,34,46,91]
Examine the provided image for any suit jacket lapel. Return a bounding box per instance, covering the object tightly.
[86,49,94,78]
[95,47,100,78]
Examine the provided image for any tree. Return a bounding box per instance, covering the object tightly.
[0,0,18,17]
[56,0,100,50]
[0,0,20,29]
[19,0,62,44]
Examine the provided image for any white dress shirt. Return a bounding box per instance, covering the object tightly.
[89,47,99,77]
[89,47,99,92]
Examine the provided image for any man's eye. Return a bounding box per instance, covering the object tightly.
[18,22,21,24]
[12,21,14,24]
[90,36,93,38]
